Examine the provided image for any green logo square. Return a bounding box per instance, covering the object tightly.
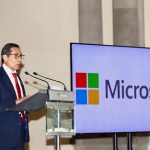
[88,73,99,88]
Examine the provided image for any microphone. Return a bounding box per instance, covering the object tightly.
[33,72,67,90]
[25,71,50,90]
[25,71,50,99]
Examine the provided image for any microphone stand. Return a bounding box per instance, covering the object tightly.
[33,72,67,90]
[25,71,50,101]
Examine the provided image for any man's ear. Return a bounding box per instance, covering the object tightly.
[2,55,8,63]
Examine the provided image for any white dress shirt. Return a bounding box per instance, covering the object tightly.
[3,63,23,98]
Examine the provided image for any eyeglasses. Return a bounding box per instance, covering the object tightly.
[7,53,25,60]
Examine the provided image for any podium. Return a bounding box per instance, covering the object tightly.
[46,89,75,150]
[8,89,75,150]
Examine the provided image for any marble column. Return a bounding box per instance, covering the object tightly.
[79,0,103,44]
[113,0,145,47]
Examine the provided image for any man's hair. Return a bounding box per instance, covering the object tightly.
[1,43,20,64]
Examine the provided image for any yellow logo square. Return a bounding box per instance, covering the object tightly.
[88,90,99,104]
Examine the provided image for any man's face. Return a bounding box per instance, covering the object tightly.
[3,47,23,71]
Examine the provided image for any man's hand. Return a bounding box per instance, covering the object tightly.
[16,96,30,104]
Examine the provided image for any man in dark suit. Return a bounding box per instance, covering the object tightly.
[0,43,29,150]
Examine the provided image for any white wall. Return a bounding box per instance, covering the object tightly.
[0,0,78,149]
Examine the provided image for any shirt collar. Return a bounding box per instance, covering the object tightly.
[3,63,16,74]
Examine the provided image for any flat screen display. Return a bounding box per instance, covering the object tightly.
[70,43,150,133]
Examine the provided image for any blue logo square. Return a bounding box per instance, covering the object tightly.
[76,89,87,104]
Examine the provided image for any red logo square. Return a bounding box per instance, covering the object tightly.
[76,73,87,88]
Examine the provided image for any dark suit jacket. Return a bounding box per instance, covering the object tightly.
[0,66,29,147]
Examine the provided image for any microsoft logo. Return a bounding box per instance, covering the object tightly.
[75,72,150,104]
[75,72,99,105]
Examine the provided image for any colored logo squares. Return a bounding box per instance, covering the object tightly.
[76,72,99,105]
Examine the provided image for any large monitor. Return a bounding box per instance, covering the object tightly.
[70,43,150,133]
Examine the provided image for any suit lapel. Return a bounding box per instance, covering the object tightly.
[0,67,17,99]
[0,66,26,99]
